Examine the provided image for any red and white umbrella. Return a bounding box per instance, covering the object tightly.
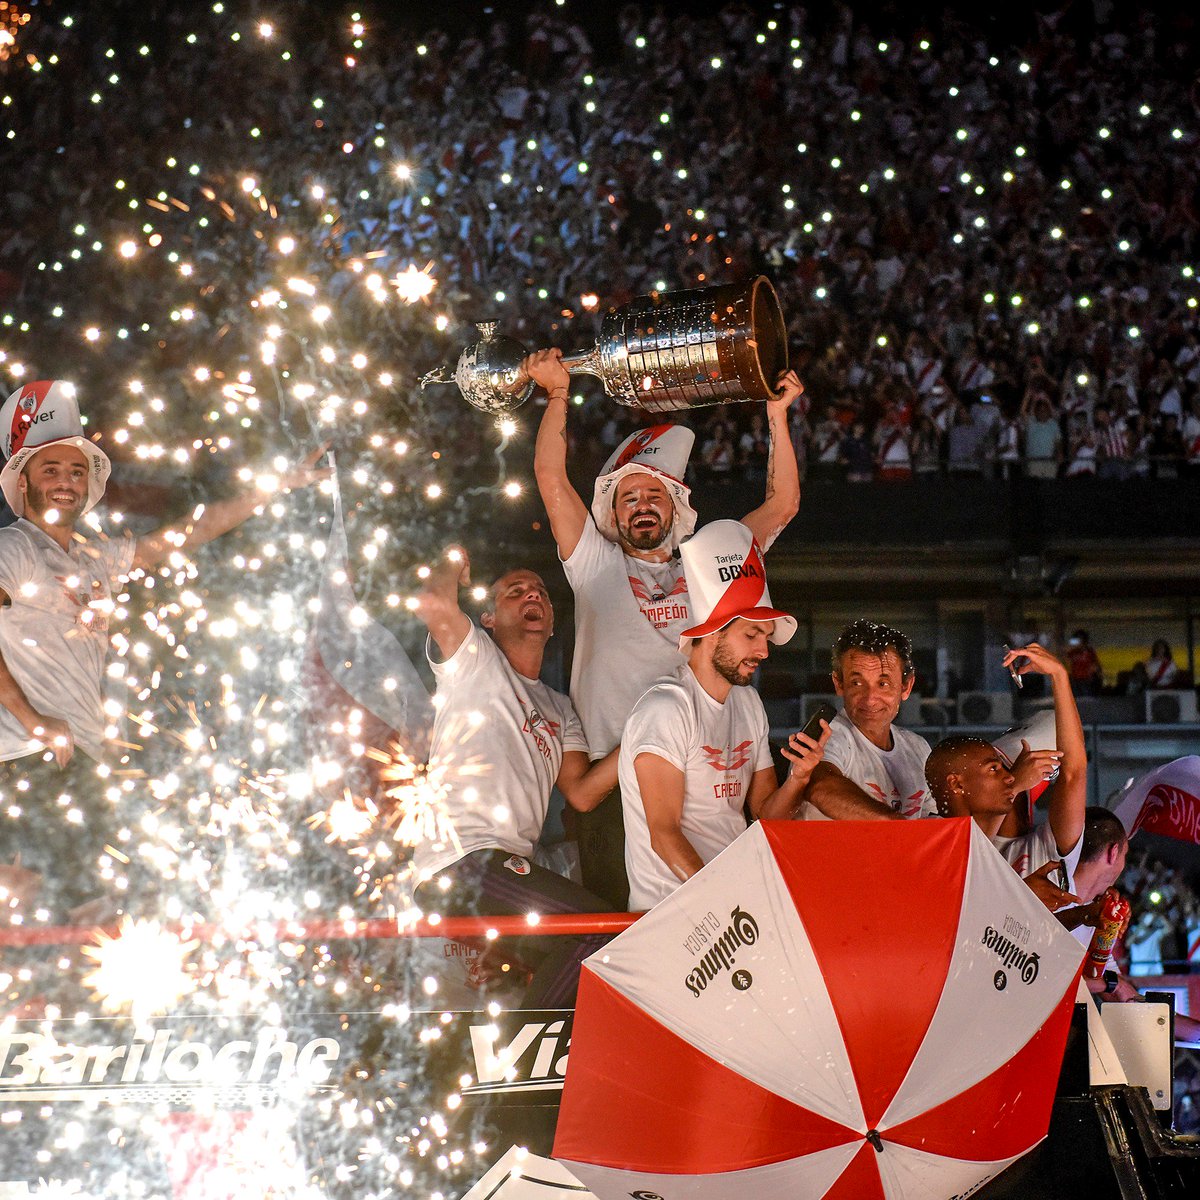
[554,819,1084,1200]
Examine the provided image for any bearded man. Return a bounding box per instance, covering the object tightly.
[617,521,828,911]
[529,349,803,905]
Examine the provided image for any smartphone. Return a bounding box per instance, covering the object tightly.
[799,702,837,743]
[1002,644,1024,690]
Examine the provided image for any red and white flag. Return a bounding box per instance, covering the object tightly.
[1112,756,1200,845]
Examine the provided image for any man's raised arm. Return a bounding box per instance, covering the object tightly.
[530,349,590,559]
[742,369,803,552]
[414,546,473,662]
[134,445,329,572]
[1007,643,1087,858]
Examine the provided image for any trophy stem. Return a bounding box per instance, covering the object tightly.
[560,347,602,377]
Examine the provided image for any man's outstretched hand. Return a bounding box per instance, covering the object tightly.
[1025,859,1080,912]
[278,443,333,492]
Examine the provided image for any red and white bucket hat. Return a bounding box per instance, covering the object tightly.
[678,519,797,651]
[591,424,698,550]
[1,381,111,517]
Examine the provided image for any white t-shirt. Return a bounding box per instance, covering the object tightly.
[412,623,587,880]
[801,711,936,819]
[619,665,772,910]
[991,821,1083,886]
[0,519,135,762]
[563,519,691,756]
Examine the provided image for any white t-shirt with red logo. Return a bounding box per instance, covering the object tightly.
[991,821,1083,885]
[412,623,588,881]
[800,711,937,820]
[619,664,771,910]
[0,518,135,762]
[563,519,691,756]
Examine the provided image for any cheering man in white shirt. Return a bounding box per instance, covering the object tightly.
[411,546,617,1006]
[0,381,327,768]
[529,348,804,906]
[0,380,326,908]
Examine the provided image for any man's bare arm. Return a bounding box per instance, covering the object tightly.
[134,445,329,572]
[557,747,619,814]
[749,721,831,819]
[633,752,705,884]
[1007,643,1086,857]
[742,370,803,552]
[804,762,903,820]
[414,546,473,661]
[529,349,589,559]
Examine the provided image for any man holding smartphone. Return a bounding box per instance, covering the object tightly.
[528,349,805,907]
[925,643,1087,891]
[619,522,827,910]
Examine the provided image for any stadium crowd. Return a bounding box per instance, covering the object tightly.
[0,2,1198,491]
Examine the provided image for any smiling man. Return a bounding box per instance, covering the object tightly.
[800,619,929,821]
[0,380,326,768]
[529,348,804,905]
[410,546,617,1006]
[618,521,829,911]
[0,380,326,909]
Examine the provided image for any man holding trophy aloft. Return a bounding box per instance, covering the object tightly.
[527,306,804,907]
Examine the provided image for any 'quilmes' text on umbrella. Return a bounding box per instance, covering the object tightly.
[684,907,759,997]
[981,926,1041,984]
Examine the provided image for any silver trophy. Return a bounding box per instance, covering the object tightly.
[420,277,788,416]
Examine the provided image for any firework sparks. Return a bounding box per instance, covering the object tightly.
[81,917,199,1019]
[374,742,462,855]
[309,789,378,844]
[391,263,438,304]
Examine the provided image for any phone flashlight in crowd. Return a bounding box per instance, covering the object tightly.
[1003,645,1024,689]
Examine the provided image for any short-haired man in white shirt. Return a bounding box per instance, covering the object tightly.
[801,620,929,821]
[529,348,805,906]
[926,643,1088,883]
[411,546,617,1006]
[620,521,830,911]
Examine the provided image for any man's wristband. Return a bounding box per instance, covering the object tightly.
[1103,970,1119,994]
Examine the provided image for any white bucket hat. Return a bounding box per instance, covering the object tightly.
[678,519,796,651]
[1,381,110,517]
[591,424,698,550]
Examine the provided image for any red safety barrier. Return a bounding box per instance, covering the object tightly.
[0,911,642,947]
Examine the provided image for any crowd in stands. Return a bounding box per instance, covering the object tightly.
[0,3,1198,495]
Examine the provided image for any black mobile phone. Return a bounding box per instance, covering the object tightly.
[799,702,837,743]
